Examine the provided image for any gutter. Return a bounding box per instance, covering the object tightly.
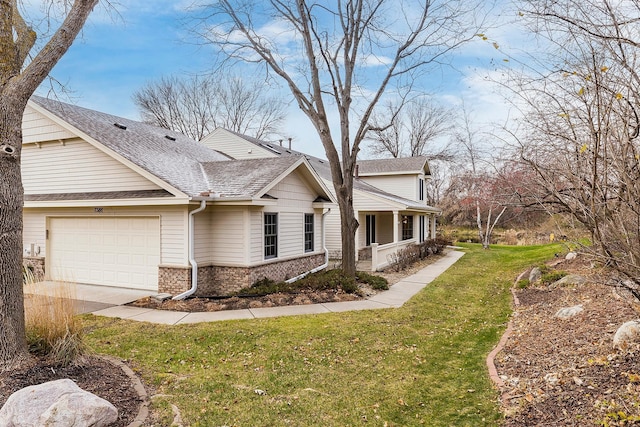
[285,208,331,284]
[173,200,207,300]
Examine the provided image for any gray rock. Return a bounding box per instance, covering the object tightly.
[529,267,542,283]
[565,252,578,260]
[555,304,584,319]
[550,274,586,288]
[152,293,173,302]
[613,320,640,349]
[0,378,118,427]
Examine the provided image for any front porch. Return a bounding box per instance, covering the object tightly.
[356,210,438,272]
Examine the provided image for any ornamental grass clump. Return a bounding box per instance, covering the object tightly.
[23,276,85,365]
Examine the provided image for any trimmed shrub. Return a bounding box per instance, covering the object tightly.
[238,269,367,296]
[356,271,389,290]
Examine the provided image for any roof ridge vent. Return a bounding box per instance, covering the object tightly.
[114,123,127,130]
[165,135,176,141]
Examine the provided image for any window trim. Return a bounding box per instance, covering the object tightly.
[304,213,314,253]
[264,212,278,259]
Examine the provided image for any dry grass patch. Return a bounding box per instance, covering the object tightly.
[24,280,85,365]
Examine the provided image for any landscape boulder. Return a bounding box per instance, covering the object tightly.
[0,378,118,427]
[565,252,578,260]
[528,267,542,283]
[554,305,584,319]
[550,274,586,288]
[613,320,640,349]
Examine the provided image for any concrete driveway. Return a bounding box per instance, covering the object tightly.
[24,281,154,314]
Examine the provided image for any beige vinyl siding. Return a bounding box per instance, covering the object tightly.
[194,212,214,264]
[359,175,420,202]
[22,139,162,194]
[23,206,188,267]
[377,213,394,245]
[353,192,399,212]
[267,170,316,206]
[278,212,303,258]
[22,105,75,144]
[210,207,246,264]
[325,208,342,256]
[249,210,263,263]
[200,129,276,160]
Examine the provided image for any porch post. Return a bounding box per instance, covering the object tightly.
[371,242,379,272]
[393,211,399,245]
[354,210,360,261]
[413,215,419,242]
[430,214,437,239]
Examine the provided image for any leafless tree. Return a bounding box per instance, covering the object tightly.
[193,0,488,275]
[0,0,98,369]
[508,0,640,295]
[367,98,454,159]
[134,74,287,140]
[451,104,507,248]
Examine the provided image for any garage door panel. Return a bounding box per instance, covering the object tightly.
[49,217,159,290]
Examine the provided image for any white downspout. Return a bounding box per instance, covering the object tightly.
[173,200,207,300]
[285,208,331,283]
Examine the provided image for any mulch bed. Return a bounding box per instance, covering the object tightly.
[0,355,142,427]
[128,288,364,312]
[496,256,640,426]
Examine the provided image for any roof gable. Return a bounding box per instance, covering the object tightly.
[28,96,230,197]
[199,156,335,202]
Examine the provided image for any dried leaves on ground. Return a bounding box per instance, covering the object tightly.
[496,256,640,426]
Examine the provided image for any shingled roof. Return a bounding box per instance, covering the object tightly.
[356,156,430,176]
[28,96,318,199]
[200,156,305,198]
[216,129,439,212]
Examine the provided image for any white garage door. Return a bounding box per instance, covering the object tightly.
[48,217,160,290]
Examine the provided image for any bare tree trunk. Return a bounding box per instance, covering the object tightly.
[0,98,28,368]
[336,181,359,276]
[0,0,98,369]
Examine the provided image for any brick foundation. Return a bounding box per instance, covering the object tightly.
[23,257,45,281]
[158,253,326,297]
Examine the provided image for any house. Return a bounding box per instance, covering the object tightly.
[201,128,441,271]
[21,96,335,296]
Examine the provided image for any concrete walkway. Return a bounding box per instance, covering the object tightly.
[94,249,465,325]
[27,250,465,325]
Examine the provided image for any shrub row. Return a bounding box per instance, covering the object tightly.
[386,238,452,272]
[238,268,389,296]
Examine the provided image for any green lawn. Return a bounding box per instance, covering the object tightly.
[83,243,562,426]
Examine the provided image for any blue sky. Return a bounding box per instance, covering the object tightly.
[33,1,524,159]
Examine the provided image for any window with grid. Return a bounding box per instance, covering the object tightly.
[264,213,278,259]
[402,215,414,240]
[304,213,314,252]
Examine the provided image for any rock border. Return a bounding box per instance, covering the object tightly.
[97,356,149,427]
[485,287,520,403]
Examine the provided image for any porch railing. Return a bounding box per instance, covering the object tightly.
[370,240,415,272]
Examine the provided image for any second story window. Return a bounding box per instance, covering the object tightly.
[419,178,424,201]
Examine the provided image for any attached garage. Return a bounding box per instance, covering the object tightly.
[48,216,160,290]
